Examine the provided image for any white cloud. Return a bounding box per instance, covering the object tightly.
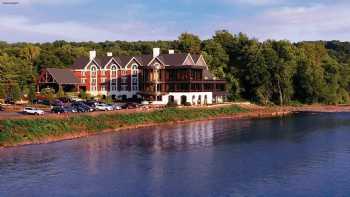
[3,0,88,6]
[0,15,177,42]
[223,0,285,6]
[219,2,350,41]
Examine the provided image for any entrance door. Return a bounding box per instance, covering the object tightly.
[181,95,187,105]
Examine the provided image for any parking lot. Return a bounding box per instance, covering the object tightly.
[0,100,160,120]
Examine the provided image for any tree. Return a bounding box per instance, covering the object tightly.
[178,33,201,53]
[202,40,229,78]
[7,82,21,102]
[27,84,36,104]
[57,85,65,98]
[41,88,55,102]
[0,83,5,99]
[79,89,87,99]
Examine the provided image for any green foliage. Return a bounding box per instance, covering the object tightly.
[0,105,245,146]
[79,89,87,99]
[1,31,350,105]
[56,85,65,98]
[178,33,201,53]
[41,88,55,101]
[104,96,113,104]
[7,83,21,101]
[27,84,36,104]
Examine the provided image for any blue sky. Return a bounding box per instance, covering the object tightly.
[0,0,349,42]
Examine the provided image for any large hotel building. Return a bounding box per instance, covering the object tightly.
[37,48,227,105]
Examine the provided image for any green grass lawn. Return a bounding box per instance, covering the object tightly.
[0,105,246,146]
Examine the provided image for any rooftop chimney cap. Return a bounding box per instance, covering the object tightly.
[89,50,96,61]
[168,49,175,54]
[153,48,160,58]
[107,52,113,57]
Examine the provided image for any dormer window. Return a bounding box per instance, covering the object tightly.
[132,64,138,76]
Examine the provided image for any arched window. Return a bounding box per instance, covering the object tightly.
[110,65,117,91]
[132,64,138,76]
[111,65,117,78]
[131,64,138,91]
[90,65,97,92]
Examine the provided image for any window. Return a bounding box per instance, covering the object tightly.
[91,66,97,77]
[81,71,85,76]
[132,64,138,76]
[121,77,127,84]
[111,65,117,78]
[81,78,86,84]
[90,65,97,92]
[132,77,138,84]
[101,85,106,91]
[101,78,106,83]
[132,85,138,91]
[111,79,117,91]
[121,85,128,91]
[121,70,127,75]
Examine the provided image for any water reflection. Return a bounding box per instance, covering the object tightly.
[1,113,350,196]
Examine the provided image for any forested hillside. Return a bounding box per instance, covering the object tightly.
[1,30,350,105]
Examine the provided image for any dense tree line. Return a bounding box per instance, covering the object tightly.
[1,31,350,105]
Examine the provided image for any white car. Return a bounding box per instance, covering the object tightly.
[23,107,45,115]
[95,104,113,111]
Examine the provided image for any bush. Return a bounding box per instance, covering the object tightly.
[184,102,192,106]
[167,101,178,107]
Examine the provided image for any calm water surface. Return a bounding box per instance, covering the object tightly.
[1,113,350,196]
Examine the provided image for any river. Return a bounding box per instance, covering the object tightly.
[1,112,350,196]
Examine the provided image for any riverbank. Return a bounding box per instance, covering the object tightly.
[1,104,349,148]
[0,104,292,147]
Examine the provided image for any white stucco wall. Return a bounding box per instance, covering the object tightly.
[151,92,213,105]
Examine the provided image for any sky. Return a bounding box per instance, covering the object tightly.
[0,0,349,42]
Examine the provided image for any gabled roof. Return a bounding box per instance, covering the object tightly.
[46,68,80,84]
[71,57,90,69]
[135,55,154,66]
[70,53,206,69]
[95,56,112,67]
[192,54,200,62]
[158,54,188,66]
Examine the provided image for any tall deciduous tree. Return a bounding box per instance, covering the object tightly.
[178,33,201,54]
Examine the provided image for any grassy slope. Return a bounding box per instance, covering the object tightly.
[0,105,246,146]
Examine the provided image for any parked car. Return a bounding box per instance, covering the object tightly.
[23,107,45,115]
[0,105,4,111]
[51,106,65,114]
[84,100,98,109]
[64,106,78,113]
[4,97,15,104]
[121,102,139,109]
[74,105,88,113]
[109,103,122,110]
[72,102,94,112]
[51,99,64,107]
[95,104,113,111]
[52,106,78,114]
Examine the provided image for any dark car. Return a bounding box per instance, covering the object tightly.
[51,106,65,114]
[122,102,139,109]
[74,105,88,113]
[84,100,98,109]
[64,106,78,113]
[4,97,15,104]
[51,99,64,107]
[72,102,94,112]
